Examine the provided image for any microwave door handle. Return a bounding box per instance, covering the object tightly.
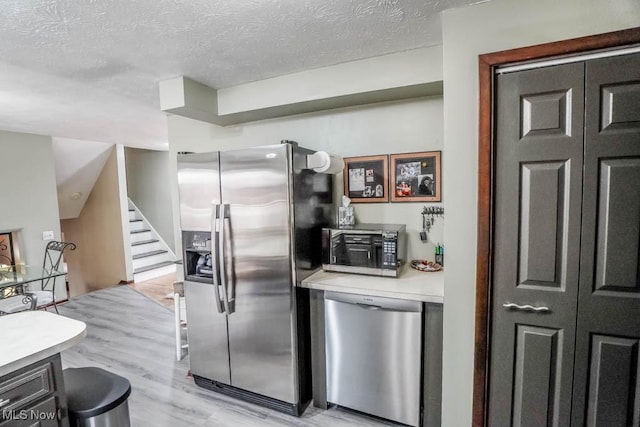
[211,203,224,314]
[218,203,233,314]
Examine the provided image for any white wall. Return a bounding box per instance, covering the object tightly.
[441,1,640,425]
[53,137,113,220]
[116,145,134,281]
[0,130,66,300]
[167,97,445,276]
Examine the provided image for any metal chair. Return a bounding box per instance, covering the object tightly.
[28,241,76,313]
[0,241,76,315]
[0,264,37,315]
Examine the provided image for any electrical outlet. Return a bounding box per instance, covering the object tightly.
[42,231,54,240]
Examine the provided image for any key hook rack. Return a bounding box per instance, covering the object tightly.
[421,206,444,233]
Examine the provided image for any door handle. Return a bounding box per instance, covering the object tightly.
[502,302,551,313]
[225,205,236,313]
[356,303,382,310]
[218,204,234,314]
[355,303,411,312]
[211,203,224,314]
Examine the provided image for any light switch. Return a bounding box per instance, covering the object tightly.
[42,231,54,240]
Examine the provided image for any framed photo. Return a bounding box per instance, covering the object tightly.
[390,151,441,202]
[343,155,389,203]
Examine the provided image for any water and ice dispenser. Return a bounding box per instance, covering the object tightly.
[182,231,214,282]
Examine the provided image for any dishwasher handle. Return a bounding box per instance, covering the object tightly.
[325,291,422,313]
[355,302,405,313]
[356,302,382,310]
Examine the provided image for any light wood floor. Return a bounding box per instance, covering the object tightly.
[129,273,177,310]
[59,285,394,426]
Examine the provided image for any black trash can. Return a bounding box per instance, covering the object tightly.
[63,367,132,427]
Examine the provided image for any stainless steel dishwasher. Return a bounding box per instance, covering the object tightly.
[325,291,423,427]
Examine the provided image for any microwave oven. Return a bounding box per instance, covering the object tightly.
[321,223,406,277]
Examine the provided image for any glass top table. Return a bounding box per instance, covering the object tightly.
[0,265,65,292]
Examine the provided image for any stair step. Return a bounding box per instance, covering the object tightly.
[131,228,151,234]
[133,250,168,260]
[131,239,159,246]
[134,260,175,274]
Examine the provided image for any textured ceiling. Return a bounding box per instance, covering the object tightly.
[0,0,480,149]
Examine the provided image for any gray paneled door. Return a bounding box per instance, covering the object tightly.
[489,52,640,426]
[571,53,640,426]
[489,62,585,427]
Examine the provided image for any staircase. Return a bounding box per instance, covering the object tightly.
[128,201,177,282]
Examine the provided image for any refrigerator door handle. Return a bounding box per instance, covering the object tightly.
[211,203,225,314]
[218,203,234,314]
[225,204,236,313]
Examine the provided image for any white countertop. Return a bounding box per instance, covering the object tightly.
[300,265,444,303]
[0,311,86,376]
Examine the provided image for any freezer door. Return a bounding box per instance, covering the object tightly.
[184,280,230,383]
[219,144,297,403]
[177,152,220,231]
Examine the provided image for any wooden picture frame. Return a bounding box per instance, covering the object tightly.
[390,151,441,202]
[343,155,389,203]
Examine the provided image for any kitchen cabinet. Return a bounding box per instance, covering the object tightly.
[0,311,86,427]
[0,355,67,426]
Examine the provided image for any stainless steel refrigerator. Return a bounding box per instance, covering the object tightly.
[176,141,333,416]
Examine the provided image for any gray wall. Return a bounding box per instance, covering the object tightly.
[166,97,445,277]
[125,147,175,252]
[0,130,66,300]
[440,0,640,425]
